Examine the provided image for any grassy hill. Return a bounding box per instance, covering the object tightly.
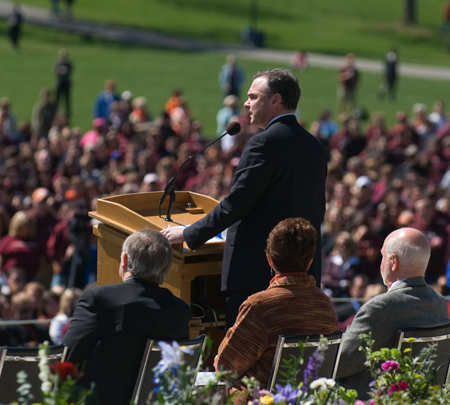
[1,22,450,136]
[18,0,450,66]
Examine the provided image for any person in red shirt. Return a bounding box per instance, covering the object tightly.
[0,211,42,283]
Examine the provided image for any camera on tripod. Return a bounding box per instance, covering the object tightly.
[68,209,91,246]
[67,204,93,288]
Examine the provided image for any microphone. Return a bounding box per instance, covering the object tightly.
[159,121,241,221]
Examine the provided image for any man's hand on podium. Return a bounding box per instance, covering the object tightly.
[161,226,185,244]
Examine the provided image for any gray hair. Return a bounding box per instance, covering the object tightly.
[121,229,172,284]
[385,229,430,275]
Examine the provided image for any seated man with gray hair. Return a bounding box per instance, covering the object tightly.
[337,227,449,399]
[63,229,191,405]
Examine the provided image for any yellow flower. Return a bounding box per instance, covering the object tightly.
[407,337,416,343]
[403,348,412,353]
[260,395,274,405]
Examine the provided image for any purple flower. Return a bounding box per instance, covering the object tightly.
[381,360,400,372]
[303,345,325,389]
[354,401,366,405]
[273,384,301,404]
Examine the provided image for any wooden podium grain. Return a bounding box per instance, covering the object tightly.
[89,191,227,335]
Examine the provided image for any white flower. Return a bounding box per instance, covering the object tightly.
[156,341,194,373]
[39,370,50,381]
[309,378,325,390]
[41,380,52,394]
[309,377,336,391]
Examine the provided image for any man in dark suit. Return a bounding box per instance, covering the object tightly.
[337,228,450,399]
[63,229,191,405]
[162,68,327,327]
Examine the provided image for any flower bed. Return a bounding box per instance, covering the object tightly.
[12,334,450,405]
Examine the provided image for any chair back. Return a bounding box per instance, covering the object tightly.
[267,331,343,392]
[0,345,67,404]
[396,323,450,385]
[132,334,207,405]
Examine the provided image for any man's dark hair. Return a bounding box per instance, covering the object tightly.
[265,217,316,273]
[253,68,300,110]
[349,274,369,289]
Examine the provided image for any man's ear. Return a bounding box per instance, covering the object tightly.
[390,253,399,272]
[120,251,128,271]
[272,93,282,107]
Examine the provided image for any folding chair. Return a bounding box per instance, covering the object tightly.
[396,323,450,385]
[267,331,344,391]
[132,334,207,405]
[0,344,67,404]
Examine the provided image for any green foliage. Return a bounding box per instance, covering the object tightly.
[2,21,450,138]
[278,341,306,388]
[359,334,450,404]
[16,0,450,65]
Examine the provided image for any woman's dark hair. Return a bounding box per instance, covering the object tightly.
[265,217,317,273]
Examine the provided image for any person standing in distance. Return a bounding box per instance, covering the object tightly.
[54,49,73,121]
[162,69,327,327]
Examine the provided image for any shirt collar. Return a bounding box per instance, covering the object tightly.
[269,272,316,289]
[271,271,304,283]
[389,278,407,290]
[266,113,296,129]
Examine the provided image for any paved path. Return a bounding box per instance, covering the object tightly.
[2,0,450,81]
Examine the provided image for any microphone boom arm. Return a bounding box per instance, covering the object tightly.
[159,130,232,222]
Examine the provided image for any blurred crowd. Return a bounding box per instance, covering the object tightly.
[1,65,450,345]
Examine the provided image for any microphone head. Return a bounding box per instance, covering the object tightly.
[226,122,241,136]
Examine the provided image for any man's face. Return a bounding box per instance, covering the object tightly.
[415,200,433,224]
[380,240,392,286]
[350,277,367,298]
[14,303,34,320]
[244,77,275,129]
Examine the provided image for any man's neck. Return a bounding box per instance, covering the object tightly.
[121,272,133,282]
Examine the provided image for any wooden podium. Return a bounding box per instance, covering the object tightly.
[89,192,226,333]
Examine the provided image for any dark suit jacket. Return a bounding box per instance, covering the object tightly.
[337,277,450,399]
[0,324,50,347]
[63,278,191,405]
[184,115,327,292]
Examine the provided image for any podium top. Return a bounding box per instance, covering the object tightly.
[89,191,224,254]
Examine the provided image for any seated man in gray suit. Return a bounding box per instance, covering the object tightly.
[337,227,449,399]
[63,229,191,405]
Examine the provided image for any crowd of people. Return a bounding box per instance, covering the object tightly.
[0,60,450,402]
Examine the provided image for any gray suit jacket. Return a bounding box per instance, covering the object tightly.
[337,277,449,399]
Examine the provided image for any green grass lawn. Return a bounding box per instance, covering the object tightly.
[17,0,450,66]
[1,22,450,136]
